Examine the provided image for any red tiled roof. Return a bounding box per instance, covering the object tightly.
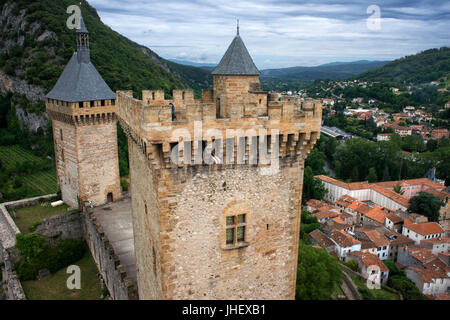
[370,185,410,208]
[385,213,403,224]
[363,230,390,247]
[365,206,387,224]
[411,249,436,263]
[421,237,450,245]
[330,230,360,248]
[347,251,389,272]
[434,294,450,301]
[305,199,327,209]
[313,210,339,221]
[405,222,444,236]
[310,229,334,248]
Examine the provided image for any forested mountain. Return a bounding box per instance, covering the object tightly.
[0,0,211,102]
[260,60,389,81]
[357,47,450,85]
[0,0,212,202]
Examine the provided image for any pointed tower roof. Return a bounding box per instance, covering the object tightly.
[76,15,88,34]
[46,15,115,102]
[212,24,260,76]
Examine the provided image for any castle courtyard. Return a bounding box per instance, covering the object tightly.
[91,196,137,289]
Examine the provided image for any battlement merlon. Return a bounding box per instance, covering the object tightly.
[116,90,322,169]
[117,90,322,136]
[45,98,117,126]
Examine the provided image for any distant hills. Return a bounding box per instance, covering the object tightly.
[168,59,216,69]
[259,60,389,81]
[357,47,450,85]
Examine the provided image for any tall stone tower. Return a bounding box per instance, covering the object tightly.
[45,16,121,208]
[116,26,322,300]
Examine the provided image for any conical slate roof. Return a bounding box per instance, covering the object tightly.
[46,15,115,102]
[46,53,116,102]
[76,16,88,33]
[212,35,260,76]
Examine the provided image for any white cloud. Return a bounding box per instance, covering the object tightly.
[87,0,450,69]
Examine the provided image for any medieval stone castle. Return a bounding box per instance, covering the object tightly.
[45,16,322,299]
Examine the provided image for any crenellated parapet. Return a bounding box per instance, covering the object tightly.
[116,89,322,171]
[46,98,117,126]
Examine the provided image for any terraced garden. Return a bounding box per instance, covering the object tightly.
[0,145,57,199]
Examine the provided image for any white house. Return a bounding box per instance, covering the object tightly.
[346,251,390,285]
[420,237,450,255]
[405,259,450,296]
[402,222,445,245]
[329,230,361,260]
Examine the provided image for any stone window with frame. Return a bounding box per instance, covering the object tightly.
[225,214,246,245]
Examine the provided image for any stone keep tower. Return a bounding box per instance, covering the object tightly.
[116,27,322,300]
[45,16,121,208]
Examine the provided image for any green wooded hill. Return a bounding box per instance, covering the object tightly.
[0,0,211,97]
[357,47,450,85]
[260,60,389,81]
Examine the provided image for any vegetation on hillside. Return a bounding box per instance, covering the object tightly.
[296,244,342,300]
[383,260,427,300]
[261,60,389,81]
[308,134,450,186]
[358,47,450,85]
[0,0,188,95]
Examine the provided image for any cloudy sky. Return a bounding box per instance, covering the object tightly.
[88,0,450,69]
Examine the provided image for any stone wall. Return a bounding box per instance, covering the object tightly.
[0,242,26,300]
[35,212,83,241]
[341,270,362,300]
[129,137,305,299]
[0,194,57,249]
[77,122,121,206]
[82,205,138,300]
[53,119,79,208]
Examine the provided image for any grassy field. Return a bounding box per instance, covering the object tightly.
[11,202,72,234]
[21,169,58,195]
[0,145,57,197]
[21,251,103,300]
[351,275,400,300]
[0,145,43,168]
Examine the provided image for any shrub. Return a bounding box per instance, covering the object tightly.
[359,287,375,300]
[344,259,359,272]
[16,239,86,281]
[388,275,427,300]
[15,233,46,262]
[120,178,129,192]
[29,220,42,232]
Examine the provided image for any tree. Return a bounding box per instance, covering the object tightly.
[367,167,378,182]
[388,275,427,300]
[403,134,425,153]
[334,160,342,179]
[296,244,342,300]
[408,192,443,222]
[305,148,326,175]
[303,166,328,202]
[393,183,405,195]
[426,139,438,152]
[382,166,391,181]
[400,160,408,179]
[350,167,359,182]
